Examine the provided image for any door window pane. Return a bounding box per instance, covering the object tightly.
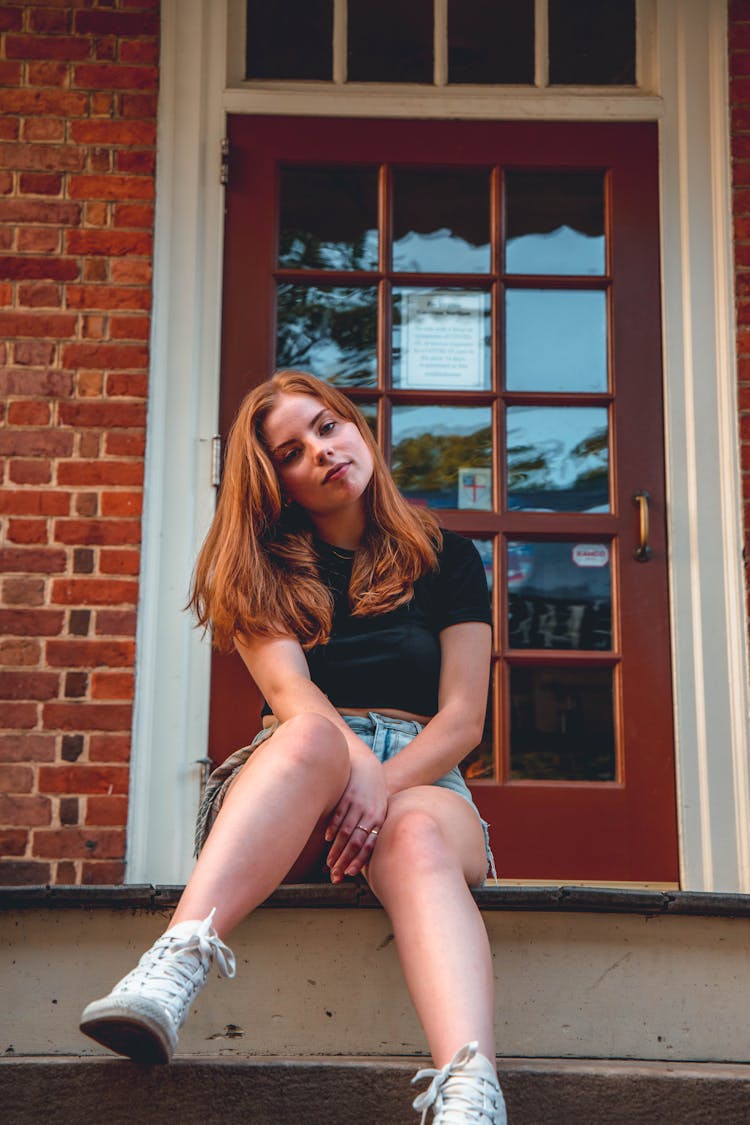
[348,0,433,83]
[506,171,605,276]
[506,406,609,512]
[548,0,636,86]
[448,0,534,85]
[508,540,612,650]
[246,0,333,81]
[276,284,377,386]
[506,289,607,393]
[355,400,379,440]
[463,662,496,781]
[393,288,491,391]
[391,404,492,509]
[278,167,378,271]
[393,170,491,273]
[510,665,616,780]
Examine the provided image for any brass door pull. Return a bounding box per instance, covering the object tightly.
[633,490,652,562]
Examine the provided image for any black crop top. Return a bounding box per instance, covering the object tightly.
[301,530,491,717]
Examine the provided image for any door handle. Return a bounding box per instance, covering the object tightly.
[633,490,652,562]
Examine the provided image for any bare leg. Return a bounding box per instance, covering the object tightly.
[366,786,495,1067]
[172,712,350,937]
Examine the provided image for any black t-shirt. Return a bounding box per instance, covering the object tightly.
[303,530,491,716]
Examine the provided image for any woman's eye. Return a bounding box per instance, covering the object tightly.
[281,447,300,465]
[320,420,336,435]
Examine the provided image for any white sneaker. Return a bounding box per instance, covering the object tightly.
[79,907,236,1063]
[412,1041,507,1124]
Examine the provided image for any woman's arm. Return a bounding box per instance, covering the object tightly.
[234,631,388,882]
[380,621,492,798]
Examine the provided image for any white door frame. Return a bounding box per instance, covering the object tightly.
[127,0,750,892]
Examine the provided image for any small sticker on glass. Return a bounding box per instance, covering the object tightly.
[572,543,609,568]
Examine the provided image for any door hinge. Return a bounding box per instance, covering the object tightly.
[211,435,222,487]
[220,138,230,186]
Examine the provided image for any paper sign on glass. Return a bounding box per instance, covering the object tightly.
[400,290,486,390]
[458,466,492,510]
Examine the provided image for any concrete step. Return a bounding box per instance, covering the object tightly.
[3,1055,750,1124]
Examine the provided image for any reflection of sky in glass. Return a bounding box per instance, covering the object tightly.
[393,229,491,273]
[506,225,605,276]
[392,404,490,441]
[276,284,377,387]
[506,406,609,512]
[506,289,607,393]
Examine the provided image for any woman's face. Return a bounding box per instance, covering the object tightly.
[262,392,375,528]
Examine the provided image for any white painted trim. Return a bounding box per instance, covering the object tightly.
[126,0,227,882]
[658,0,750,891]
[131,0,750,889]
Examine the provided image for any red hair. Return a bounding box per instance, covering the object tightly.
[189,371,441,651]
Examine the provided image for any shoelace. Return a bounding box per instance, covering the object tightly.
[119,908,236,1026]
[412,1042,501,1125]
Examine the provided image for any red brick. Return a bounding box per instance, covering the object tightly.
[21,117,66,143]
[73,64,157,91]
[115,149,155,175]
[83,201,109,227]
[0,256,78,281]
[0,310,76,337]
[0,795,52,827]
[100,491,142,517]
[68,174,154,201]
[0,9,23,32]
[120,93,157,119]
[0,428,74,456]
[0,490,69,516]
[108,319,150,345]
[0,734,55,763]
[29,8,72,33]
[89,733,131,762]
[27,61,69,88]
[81,860,125,884]
[42,701,132,733]
[6,401,51,425]
[70,120,156,145]
[100,549,141,577]
[0,829,28,856]
[0,764,34,793]
[16,227,61,254]
[2,90,89,117]
[104,431,145,457]
[57,461,143,486]
[0,546,67,574]
[110,259,152,286]
[17,281,62,307]
[120,40,159,65]
[2,577,45,606]
[54,518,141,546]
[39,764,129,795]
[46,639,135,668]
[113,202,153,228]
[75,9,159,35]
[0,609,64,638]
[58,401,147,427]
[0,670,58,702]
[66,229,153,255]
[0,638,42,665]
[5,35,91,62]
[9,459,52,484]
[51,578,139,606]
[0,139,85,172]
[95,610,137,637]
[13,340,56,365]
[33,827,126,859]
[1,521,40,549]
[85,794,128,825]
[82,258,109,282]
[0,198,79,224]
[65,284,151,311]
[0,860,51,884]
[18,172,63,195]
[0,61,23,86]
[0,701,38,729]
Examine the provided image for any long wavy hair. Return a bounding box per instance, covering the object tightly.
[189,370,442,651]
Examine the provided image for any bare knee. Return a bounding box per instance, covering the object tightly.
[370,807,452,885]
[274,713,349,777]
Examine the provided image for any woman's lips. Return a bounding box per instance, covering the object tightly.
[324,462,349,484]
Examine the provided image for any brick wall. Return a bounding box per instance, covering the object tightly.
[731,1,750,589]
[0,0,158,885]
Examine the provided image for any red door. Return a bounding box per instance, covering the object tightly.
[211,115,678,883]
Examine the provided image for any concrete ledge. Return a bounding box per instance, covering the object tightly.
[2,1056,750,1124]
[2,883,750,917]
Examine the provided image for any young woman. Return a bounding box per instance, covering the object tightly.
[80,370,506,1125]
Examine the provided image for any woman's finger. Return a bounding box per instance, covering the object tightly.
[329,822,380,882]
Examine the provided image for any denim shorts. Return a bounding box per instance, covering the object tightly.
[194,710,495,882]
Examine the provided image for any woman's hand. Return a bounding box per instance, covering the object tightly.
[324,751,388,883]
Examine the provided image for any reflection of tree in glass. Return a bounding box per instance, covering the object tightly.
[392,426,492,494]
[507,442,551,490]
[570,427,608,483]
[508,427,608,493]
[276,284,377,387]
[279,229,375,272]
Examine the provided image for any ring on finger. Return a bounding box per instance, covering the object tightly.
[369,827,379,836]
[354,824,369,833]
